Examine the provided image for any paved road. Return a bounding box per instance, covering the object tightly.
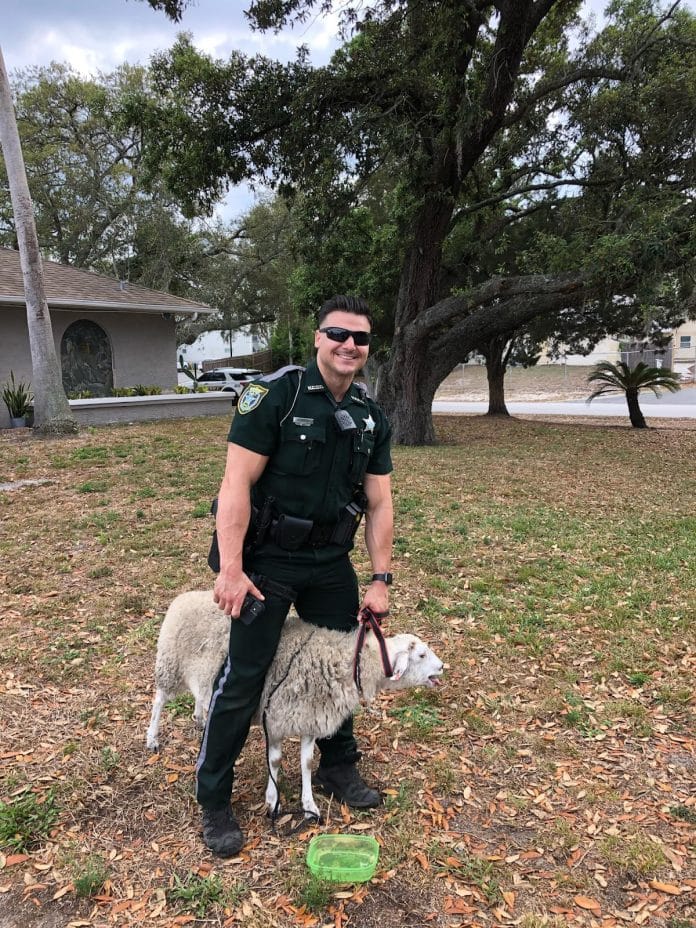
[433,386,696,419]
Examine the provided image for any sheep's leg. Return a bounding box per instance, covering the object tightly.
[300,735,321,820]
[264,739,283,817]
[191,683,212,730]
[146,687,169,751]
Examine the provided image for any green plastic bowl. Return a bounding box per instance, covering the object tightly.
[306,834,379,883]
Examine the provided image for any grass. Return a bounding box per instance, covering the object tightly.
[0,790,59,852]
[0,412,694,927]
[70,853,109,898]
[168,870,243,917]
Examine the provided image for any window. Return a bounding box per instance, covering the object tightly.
[679,335,692,349]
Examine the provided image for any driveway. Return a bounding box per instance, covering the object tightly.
[433,385,696,418]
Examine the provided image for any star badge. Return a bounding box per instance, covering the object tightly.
[363,414,376,433]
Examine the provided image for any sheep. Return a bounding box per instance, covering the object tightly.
[146,590,444,818]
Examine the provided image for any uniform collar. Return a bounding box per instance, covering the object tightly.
[304,360,369,408]
[303,359,327,393]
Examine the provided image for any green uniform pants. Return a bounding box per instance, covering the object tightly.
[195,548,360,810]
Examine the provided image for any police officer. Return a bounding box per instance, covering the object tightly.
[197,295,394,856]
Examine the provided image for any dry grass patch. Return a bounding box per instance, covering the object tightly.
[1,414,694,928]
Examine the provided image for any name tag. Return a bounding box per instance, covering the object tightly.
[293,416,314,427]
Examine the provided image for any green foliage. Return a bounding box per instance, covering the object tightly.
[670,804,696,825]
[270,315,315,367]
[135,1,696,445]
[132,385,163,396]
[295,875,333,912]
[430,844,501,904]
[587,360,681,428]
[0,790,59,852]
[71,854,109,898]
[389,692,442,732]
[2,371,33,418]
[167,871,242,917]
[587,361,681,400]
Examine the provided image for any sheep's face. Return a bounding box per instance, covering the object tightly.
[383,634,444,691]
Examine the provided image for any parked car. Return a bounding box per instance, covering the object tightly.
[195,367,264,402]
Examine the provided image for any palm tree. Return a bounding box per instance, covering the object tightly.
[0,46,77,434]
[587,361,681,429]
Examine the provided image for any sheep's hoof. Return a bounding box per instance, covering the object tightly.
[304,810,323,824]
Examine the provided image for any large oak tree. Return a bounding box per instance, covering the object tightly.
[136,0,696,443]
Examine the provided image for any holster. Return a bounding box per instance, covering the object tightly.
[206,495,275,573]
[328,493,367,547]
[270,514,314,551]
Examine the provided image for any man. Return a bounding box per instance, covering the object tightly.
[197,295,394,856]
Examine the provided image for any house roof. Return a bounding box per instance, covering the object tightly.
[0,248,215,316]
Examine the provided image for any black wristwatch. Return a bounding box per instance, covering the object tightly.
[371,572,393,586]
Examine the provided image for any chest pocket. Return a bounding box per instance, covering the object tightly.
[350,430,376,483]
[270,422,326,476]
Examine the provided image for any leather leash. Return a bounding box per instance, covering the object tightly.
[353,606,392,696]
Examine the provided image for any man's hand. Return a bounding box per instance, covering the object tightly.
[213,570,264,619]
[360,580,389,620]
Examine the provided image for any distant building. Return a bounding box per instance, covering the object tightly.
[177,326,268,368]
[542,322,696,380]
[0,248,214,428]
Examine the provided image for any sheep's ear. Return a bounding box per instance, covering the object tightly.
[390,650,409,681]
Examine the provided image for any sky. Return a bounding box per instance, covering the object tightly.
[2,1,341,77]
[2,0,693,220]
[2,0,345,219]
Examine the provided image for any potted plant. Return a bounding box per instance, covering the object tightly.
[2,371,33,428]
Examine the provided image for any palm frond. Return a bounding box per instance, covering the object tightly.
[586,360,681,404]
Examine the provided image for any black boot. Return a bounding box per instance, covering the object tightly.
[313,763,381,808]
[201,805,244,857]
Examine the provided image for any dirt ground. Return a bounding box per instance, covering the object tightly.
[436,364,623,401]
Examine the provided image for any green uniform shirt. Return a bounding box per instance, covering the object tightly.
[228,359,393,525]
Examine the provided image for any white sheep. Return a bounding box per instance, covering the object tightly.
[146,590,444,818]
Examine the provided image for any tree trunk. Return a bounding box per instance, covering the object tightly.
[482,336,510,416]
[626,390,647,428]
[378,195,455,444]
[379,347,441,445]
[0,47,77,435]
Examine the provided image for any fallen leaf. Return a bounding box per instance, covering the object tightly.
[574,895,601,913]
[648,880,681,895]
[4,855,30,868]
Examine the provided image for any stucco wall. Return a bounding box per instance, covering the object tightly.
[1,307,178,428]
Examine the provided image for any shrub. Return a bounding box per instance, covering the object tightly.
[2,371,33,418]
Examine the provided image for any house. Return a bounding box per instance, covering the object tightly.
[0,248,215,428]
[542,323,696,381]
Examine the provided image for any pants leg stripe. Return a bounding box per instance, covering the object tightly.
[195,653,232,798]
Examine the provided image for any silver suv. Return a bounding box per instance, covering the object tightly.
[196,368,263,402]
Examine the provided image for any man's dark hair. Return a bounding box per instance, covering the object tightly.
[317,295,373,328]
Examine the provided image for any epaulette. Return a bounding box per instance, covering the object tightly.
[260,365,305,383]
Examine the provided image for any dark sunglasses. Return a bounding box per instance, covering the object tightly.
[319,326,372,346]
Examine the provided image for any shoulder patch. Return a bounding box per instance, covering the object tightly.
[237,383,269,415]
